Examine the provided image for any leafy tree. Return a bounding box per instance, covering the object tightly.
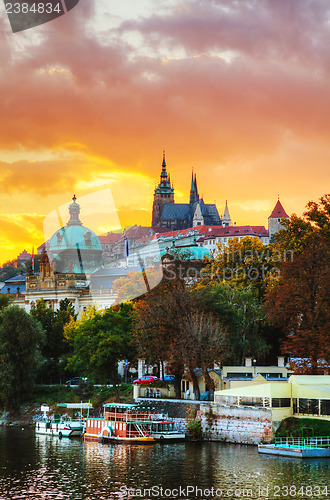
[64,304,134,401]
[193,283,271,365]
[201,236,282,298]
[0,305,45,410]
[134,273,229,400]
[275,193,330,254]
[113,266,163,303]
[0,294,12,312]
[265,232,330,374]
[31,298,76,383]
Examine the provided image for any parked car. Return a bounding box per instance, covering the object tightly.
[133,375,159,385]
[163,375,175,382]
[66,377,88,387]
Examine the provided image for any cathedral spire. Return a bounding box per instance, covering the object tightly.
[190,170,199,204]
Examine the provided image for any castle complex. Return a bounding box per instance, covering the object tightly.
[152,152,227,230]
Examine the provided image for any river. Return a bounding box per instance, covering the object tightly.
[0,427,328,499]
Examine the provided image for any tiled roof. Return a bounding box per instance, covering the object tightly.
[203,225,269,239]
[124,225,155,239]
[4,274,26,283]
[269,200,289,219]
[98,232,121,244]
[161,204,191,220]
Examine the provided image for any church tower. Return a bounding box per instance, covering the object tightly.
[152,151,175,227]
[222,200,231,226]
[268,198,289,241]
[189,172,199,205]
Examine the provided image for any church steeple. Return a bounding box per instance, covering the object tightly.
[222,200,231,226]
[190,170,199,204]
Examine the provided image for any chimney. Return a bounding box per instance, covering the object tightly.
[245,357,252,367]
[277,356,285,367]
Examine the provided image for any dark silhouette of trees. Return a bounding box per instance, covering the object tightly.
[0,305,45,410]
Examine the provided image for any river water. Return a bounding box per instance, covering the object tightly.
[0,427,328,500]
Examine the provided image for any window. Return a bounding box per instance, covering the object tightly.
[271,398,291,408]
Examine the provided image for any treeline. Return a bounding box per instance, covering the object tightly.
[0,195,328,410]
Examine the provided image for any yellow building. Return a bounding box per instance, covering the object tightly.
[214,375,330,421]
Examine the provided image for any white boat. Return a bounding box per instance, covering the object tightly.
[36,403,92,438]
[150,420,186,441]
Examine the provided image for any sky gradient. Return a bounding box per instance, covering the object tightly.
[0,0,329,263]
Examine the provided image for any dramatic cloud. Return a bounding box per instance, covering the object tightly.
[0,0,329,261]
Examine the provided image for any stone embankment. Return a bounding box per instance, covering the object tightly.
[136,398,277,444]
[198,403,274,444]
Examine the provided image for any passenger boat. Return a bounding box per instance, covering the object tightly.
[35,403,92,438]
[84,403,185,443]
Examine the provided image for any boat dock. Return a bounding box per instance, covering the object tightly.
[258,436,330,458]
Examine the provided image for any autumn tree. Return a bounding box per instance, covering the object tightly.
[265,232,330,374]
[201,236,284,298]
[134,265,228,399]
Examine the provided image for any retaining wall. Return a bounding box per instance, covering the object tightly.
[199,403,273,444]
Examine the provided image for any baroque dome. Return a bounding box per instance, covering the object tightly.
[47,195,103,274]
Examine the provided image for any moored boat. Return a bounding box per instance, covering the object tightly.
[84,403,185,443]
[36,403,92,438]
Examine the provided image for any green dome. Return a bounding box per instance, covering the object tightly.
[47,196,103,274]
[49,196,102,252]
[49,225,102,252]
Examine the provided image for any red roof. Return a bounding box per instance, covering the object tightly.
[124,225,155,239]
[98,232,121,244]
[269,200,289,219]
[202,225,268,239]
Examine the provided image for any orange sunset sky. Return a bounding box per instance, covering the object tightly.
[0,0,329,263]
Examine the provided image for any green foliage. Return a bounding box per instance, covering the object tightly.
[193,283,270,365]
[30,298,76,383]
[0,305,45,410]
[276,417,330,438]
[0,294,12,312]
[186,406,203,439]
[65,304,134,401]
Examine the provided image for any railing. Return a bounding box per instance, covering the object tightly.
[104,411,155,421]
[275,436,330,448]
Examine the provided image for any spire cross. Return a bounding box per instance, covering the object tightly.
[72,194,77,203]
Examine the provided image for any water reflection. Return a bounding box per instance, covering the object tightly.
[0,428,328,499]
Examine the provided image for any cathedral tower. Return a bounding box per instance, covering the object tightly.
[152,151,175,227]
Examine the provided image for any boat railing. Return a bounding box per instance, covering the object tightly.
[274,436,330,448]
[104,411,155,421]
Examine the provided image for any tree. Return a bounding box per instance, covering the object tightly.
[30,298,76,383]
[64,304,134,400]
[201,236,282,298]
[0,305,45,410]
[134,272,229,400]
[0,294,12,312]
[265,232,330,373]
[193,283,271,365]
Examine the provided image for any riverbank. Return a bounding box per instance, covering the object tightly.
[0,383,133,426]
